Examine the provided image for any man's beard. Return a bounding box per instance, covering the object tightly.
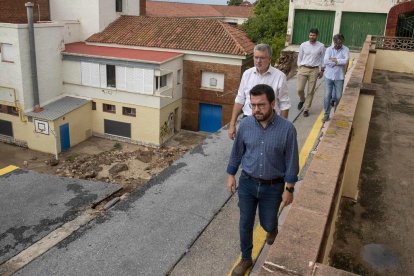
[254,109,273,122]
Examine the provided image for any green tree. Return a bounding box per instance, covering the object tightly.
[242,0,289,61]
[227,0,243,6]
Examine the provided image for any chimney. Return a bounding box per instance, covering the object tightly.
[140,0,146,16]
[25,2,42,112]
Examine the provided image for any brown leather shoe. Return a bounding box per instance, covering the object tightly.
[232,259,253,276]
[266,229,278,245]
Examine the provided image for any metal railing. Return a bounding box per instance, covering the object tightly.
[372,36,414,51]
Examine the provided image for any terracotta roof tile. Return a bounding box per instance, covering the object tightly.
[146,1,253,18]
[87,16,254,56]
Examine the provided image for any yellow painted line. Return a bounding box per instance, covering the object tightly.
[227,110,324,275]
[0,165,19,176]
[299,111,324,173]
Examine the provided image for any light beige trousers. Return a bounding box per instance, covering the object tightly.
[297,66,319,111]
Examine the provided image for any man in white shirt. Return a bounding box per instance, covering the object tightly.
[297,28,325,117]
[228,44,290,139]
[322,34,349,122]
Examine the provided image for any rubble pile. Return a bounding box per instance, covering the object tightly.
[54,145,189,188]
[276,51,298,79]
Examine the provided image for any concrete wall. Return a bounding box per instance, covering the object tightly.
[32,23,65,107]
[53,102,93,152]
[159,100,182,144]
[0,22,64,112]
[62,21,81,44]
[0,109,28,143]
[374,49,414,74]
[62,57,183,109]
[25,118,56,154]
[50,0,141,41]
[0,24,25,109]
[50,0,101,40]
[91,98,164,145]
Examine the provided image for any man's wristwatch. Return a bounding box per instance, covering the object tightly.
[285,186,294,193]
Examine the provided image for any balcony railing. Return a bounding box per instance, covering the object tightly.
[372,36,414,51]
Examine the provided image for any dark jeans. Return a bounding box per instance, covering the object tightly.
[238,171,284,260]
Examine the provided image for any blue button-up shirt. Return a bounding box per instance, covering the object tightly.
[323,45,350,81]
[226,114,299,184]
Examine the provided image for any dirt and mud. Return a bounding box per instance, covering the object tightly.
[0,130,208,193]
[329,70,414,275]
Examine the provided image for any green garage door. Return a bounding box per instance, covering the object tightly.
[292,9,335,45]
[340,12,387,49]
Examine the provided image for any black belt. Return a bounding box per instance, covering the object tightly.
[301,65,318,69]
[242,171,284,185]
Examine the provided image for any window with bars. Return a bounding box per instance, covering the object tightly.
[122,107,136,117]
[0,104,18,116]
[103,103,116,113]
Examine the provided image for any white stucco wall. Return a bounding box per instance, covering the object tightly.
[34,24,65,107]
[62,56,182,109]
[158,57,183,107]
[287,0,398,45]
[50,0,115,40]
[0,24,25,108]
[123,0,141,16]
[62,21,81,44]
[50,0,140,41]
[0,22,64,111]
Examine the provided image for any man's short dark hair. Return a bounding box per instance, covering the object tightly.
[333,33,345,41]
[309,28,319,35]
[250,84,275,103]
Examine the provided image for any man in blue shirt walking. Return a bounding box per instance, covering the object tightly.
[226,84,299,275]
[323,34,350,122]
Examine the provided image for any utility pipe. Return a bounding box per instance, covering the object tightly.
[25,2,41,112]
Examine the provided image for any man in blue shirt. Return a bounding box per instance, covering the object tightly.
[323,34,350,122]
[226,84,299,276]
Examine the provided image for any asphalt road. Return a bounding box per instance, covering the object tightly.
[0,169,120,265]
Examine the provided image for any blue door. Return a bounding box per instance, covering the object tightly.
[60,123,70,152]
[199,103,222,132]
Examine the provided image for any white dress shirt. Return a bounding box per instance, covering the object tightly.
[323,45,350,80]
[297,41,325,67]
[235,66,290,116]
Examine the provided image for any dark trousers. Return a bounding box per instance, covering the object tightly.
[238,172,284,260]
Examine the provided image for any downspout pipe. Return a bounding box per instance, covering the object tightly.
[25,2,42,112]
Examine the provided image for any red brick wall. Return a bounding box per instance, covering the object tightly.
[0,0,50,24]
[386,1,414,36]
[182,59,252,131]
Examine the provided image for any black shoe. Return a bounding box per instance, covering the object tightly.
[297,101,304,110]
[266,229,278,245]
[330,100,335,107]
[303,110,309,117]
[232,259,253,276]
[322,115,330,123]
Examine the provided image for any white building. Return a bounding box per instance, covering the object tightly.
[286,0,400,48]
[0,0,253,155]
